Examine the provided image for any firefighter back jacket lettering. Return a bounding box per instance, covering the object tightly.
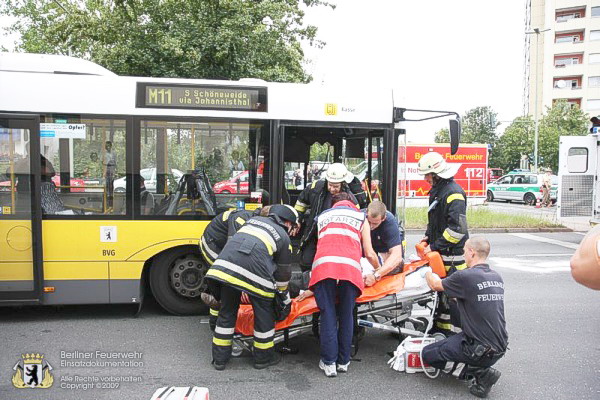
[294,179,358,248]
[205,216,292,299]
[200,209,254,265]
[426,178,469,256]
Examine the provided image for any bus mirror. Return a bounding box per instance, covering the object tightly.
[449,118,461,155]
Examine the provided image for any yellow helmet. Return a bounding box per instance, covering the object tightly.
[417,152,459,179]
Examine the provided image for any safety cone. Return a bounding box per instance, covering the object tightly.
[535,196,542,208]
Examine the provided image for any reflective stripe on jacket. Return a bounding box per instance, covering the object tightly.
[205,216,292,299]
[425,178,469,256]
[309,201,365,293]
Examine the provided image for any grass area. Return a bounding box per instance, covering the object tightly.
[403,206,563,229]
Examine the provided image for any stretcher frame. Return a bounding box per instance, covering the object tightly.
[232,283,438,356]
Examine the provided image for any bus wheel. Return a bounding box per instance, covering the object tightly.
[486,190,494,202]
[524,193,536,206]
[150,247,208,315]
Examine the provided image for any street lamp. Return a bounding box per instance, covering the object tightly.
[526,27,551,172]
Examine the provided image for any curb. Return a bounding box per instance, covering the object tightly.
[404,227,573,234]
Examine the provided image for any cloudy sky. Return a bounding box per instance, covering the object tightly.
[1,1,526,141]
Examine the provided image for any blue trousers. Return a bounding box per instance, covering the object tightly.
[313,279,360,365]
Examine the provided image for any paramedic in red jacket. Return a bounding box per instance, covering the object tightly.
[308,193,380,377]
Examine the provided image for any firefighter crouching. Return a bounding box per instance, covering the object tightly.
[199,207,270,330]
[205,205,297,370]
[294,163,366,272]
[422,237,508,398]
[418,151,469,336]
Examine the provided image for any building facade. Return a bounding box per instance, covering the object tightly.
[526,0,600,118]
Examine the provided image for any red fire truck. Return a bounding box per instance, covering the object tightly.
[399,143,488,198]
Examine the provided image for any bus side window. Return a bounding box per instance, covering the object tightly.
[40,117,127,216]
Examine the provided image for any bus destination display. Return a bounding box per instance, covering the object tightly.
[137,83,267,112]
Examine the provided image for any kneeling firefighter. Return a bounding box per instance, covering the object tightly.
[417,152,469,336]
[205,205,297,370]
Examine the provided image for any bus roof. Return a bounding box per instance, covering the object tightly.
[0,52,393,125]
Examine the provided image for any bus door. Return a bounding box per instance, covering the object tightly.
[279,124,395,210]
[0,114,43,303]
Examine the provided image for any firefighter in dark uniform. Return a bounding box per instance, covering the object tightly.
[205,205,297,370]
[294,163,366,272]
[200,207,271,329]
[417,151,469,336]
[423,236,508,398]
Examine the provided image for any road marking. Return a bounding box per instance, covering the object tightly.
[509,233,579,250]
[515,253,572,257]
[489,256,570,273]
[573,232,586,236]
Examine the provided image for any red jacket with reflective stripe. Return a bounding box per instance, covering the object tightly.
[309,200,365,293]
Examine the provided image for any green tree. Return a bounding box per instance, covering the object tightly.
[538,100,588,172]
[1,0,334,82]
[433,128,449,144]
[493,100,588,173]
[461,106,500,146]
[492,116,534,173]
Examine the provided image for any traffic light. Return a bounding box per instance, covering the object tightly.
[591,116,600,134]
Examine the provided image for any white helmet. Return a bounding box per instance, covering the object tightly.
[325,163,354,183]
[417,152,459,179]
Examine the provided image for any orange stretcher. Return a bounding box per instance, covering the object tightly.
[232,244,445,352]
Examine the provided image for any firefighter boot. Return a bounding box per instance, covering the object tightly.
[467,367,501,398]
[253,351,281,370]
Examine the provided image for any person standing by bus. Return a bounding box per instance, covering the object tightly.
[417,152,469,336]
[103,141,117,208]
[308,193,379,377]
[205,205,297,370]
[294,163,360,272]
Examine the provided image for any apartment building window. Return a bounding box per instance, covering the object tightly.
[591,31,600,41]
[554,77,581,89]
[592,7,600,17]
[589,77,600,88]
[556,7,586,22]
[555,32,584,43]
[587,99,600,110]
[591,54,600,64]
[554,54,583,67]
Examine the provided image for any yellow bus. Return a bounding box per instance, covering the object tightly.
[0,53,459,315]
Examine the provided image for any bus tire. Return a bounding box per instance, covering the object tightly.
[150,247,208,316]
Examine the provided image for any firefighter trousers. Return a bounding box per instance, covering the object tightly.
[434,256,466,335]
[212,285,276,364]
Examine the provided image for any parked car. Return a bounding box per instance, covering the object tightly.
[113,168,184,193]
[213,170,249,194]
[0,176,84,192]
[487,172,558,205]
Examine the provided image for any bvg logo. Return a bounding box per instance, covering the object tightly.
[12,353,54,389]
[325,103,337,116]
